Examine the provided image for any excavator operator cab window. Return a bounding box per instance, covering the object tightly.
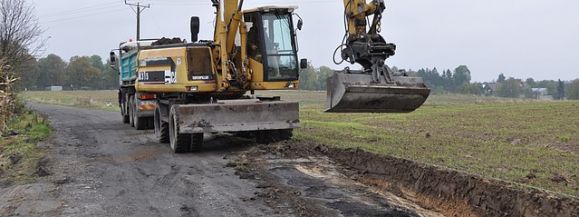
[245,10,299,82]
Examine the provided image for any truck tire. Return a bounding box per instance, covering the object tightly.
[169,106,191,153]
[128,97,135,127]
[190,133,204,152]
[154,108,169,144]
[122,100,130,124]
[122,113,130,124]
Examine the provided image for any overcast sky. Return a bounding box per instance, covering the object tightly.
[30,0,579,82]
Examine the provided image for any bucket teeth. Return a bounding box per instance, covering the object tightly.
[326,72,431,113]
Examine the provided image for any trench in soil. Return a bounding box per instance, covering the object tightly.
[235,141,579,217]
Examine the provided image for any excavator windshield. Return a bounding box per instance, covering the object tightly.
[246,10,298,82]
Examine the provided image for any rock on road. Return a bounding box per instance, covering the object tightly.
[0,103,279,217]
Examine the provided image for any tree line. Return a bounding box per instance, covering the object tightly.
[299,64,579,100]
[16,54,579,100]
[18,54,119,91]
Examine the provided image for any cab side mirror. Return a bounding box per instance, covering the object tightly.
[190,16,200,43]
[300,58,308,69]
[294,13,303,31]
[109,51,117,68]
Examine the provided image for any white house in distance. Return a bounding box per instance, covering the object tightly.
[46,86,63,91]
[531,88,551,100]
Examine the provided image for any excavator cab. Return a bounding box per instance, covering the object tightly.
[243,6,303,85]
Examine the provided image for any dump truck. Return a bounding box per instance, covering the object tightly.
[112,40,159,130]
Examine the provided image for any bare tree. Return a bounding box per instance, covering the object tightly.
[0,0,44,69]
[0,0,42,133]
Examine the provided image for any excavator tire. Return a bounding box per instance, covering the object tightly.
[154,108,169,144]
[255,130,280,144]
[190,133,204,152]
[134,115,148,130]
[278,129,293,141]
[169,106,191,153]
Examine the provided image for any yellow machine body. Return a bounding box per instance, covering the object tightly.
[135,2,301,96]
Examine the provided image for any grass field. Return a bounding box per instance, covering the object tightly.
[21,90,579,196]
[22,90,120,112]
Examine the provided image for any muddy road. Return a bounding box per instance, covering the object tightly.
[0,104,431,217]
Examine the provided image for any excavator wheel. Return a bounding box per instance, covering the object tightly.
[255,130,279,144]
[278,129,293,141]
[190,133,204,152]
[131,96,150,130]
[169,106,191,153]
[133,114,148,130]
[235,131,255,139]
[154,108,169,144]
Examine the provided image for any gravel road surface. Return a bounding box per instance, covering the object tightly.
[0,103,279,217]
[0,103,429,217]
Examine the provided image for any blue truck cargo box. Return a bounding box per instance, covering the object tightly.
[120,50,138,84]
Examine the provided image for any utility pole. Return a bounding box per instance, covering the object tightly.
[124,0,150,41]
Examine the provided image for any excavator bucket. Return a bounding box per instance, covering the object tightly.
[326,72,431,113]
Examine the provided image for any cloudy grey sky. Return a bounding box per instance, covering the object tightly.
[31,0,578,82]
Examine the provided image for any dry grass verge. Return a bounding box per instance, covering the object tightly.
[0,110,51,185]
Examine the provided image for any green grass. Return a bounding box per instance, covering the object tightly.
[21,90,579,196]
[22,90,120,112]
[0,110,51,183]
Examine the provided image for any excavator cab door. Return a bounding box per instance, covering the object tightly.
[244,7,300,83]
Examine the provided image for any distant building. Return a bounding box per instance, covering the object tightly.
[46,86,63,91]
[483,82,498,95]
[531,88,551,100]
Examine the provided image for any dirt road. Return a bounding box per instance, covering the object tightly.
[0,104,430,217]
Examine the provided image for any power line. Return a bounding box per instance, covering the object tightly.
[42,8,127,24]
[38,0,340,27]
[124,0,150,41]
[40,0,121,18]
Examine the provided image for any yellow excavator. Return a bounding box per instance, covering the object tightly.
[110,0,429,153]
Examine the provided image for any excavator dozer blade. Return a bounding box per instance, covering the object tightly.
[326,72,431,113]
[176,100,299,134]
